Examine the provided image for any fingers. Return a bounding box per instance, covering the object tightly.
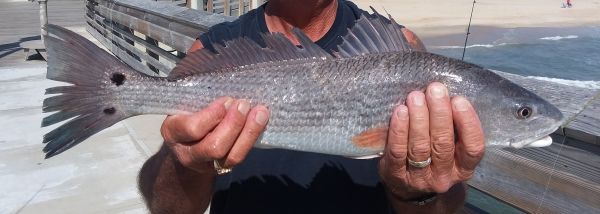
[161,97,233,144]
[425,83,455,187]
[381,85,485,198]
[162,97,270,174]
[380,105,410,179]
[405,90,434,190]
[386,105,410,161]
[223,106,270,167]
[192,100,251,162]
[452,96,485,178]
[406,91,431,164]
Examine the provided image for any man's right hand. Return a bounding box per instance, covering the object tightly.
[161,97,270,174]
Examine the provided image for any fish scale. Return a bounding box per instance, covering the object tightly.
[110,53,460,156]
[40,12,563,158]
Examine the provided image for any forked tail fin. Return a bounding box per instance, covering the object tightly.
[42,24,136,158]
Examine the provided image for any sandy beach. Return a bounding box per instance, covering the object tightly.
[353,0,600,44]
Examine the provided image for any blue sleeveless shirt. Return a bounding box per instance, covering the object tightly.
[199,1,396,213]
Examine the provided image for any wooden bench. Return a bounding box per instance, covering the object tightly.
[20,40,46,60]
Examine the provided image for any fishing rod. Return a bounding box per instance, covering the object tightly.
[462,0,477,60]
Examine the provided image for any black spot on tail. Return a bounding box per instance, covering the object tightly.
[42,24,133,158]
[110,73,125,86]
[103,107,116,115]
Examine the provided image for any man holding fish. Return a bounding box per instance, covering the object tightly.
[138,0,485,213]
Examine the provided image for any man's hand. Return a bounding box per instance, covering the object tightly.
[379,82,485,201]
[161,97,270,174]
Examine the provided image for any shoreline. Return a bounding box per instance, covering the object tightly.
[423,25,600,47]
[352,0,600,44]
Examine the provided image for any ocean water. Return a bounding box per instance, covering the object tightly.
[429,29,600,85]
[429,28,600,213]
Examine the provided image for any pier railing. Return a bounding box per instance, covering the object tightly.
[85,0,237,76]
[84,0,600,213]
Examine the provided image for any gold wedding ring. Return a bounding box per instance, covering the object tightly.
[213,160,232,175]
[407,157,431,168]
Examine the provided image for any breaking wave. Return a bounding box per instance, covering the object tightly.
[539,35,579,41]
[434,43,507,49]
[525,75,600,89]
[434,43,508,49]
[493,70,600,89]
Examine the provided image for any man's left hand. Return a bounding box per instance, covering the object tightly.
[379,82,485,200]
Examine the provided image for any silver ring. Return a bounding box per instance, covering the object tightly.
[213,160,232,175]
[408,157,431,168]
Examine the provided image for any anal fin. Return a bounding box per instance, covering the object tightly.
[352,126,388,150]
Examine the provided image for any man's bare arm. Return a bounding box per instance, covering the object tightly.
[138,40,213,213]
[138,42,270,213]
[139,145,215,213]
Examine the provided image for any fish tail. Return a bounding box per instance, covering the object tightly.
[42,24,137,158]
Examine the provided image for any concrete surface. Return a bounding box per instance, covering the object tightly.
[0,0,85,67]
[0,65,165,213]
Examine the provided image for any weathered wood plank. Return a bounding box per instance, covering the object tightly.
[86,4,180,66]
[207,0,214,12]
[112,26,179,63]
[470,139,600,213]
[567,96,600,145]
[106,20,180,64]
[466,71,600,213]
[110,0,234,30]
[86,15,171,75]
[86,23,155,75]
[223,0,230,16]
[91,2,194,53]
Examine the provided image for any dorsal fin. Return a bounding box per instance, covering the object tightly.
[334,7,413,58]
[167,30,332,80]
[168,8,414,80]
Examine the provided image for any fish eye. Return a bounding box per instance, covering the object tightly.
[516,106,533,119]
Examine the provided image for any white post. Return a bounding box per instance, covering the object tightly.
[38,0,48,42]
[189,0,206,11]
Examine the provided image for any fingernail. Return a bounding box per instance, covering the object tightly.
[412,93,425,106]
[453,97,470,112]
[396,105,408,120]
[255,111,268,125]
[429,84,447,99]
[224,98,234,109]
[238,100,250,115]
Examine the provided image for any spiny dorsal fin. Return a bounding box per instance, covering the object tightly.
[334,7,413,58]
[167,30,332,80]
[168,8,414,80]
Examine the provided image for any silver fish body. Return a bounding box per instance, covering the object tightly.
[41,13,563,158]
[98,51,563,157]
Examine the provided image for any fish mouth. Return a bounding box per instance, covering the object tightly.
[519,135,554,148]
[509,122,562,148]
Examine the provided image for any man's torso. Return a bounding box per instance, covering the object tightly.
[199,2,395,213]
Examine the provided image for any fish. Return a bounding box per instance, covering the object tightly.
[40,10,564,159]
